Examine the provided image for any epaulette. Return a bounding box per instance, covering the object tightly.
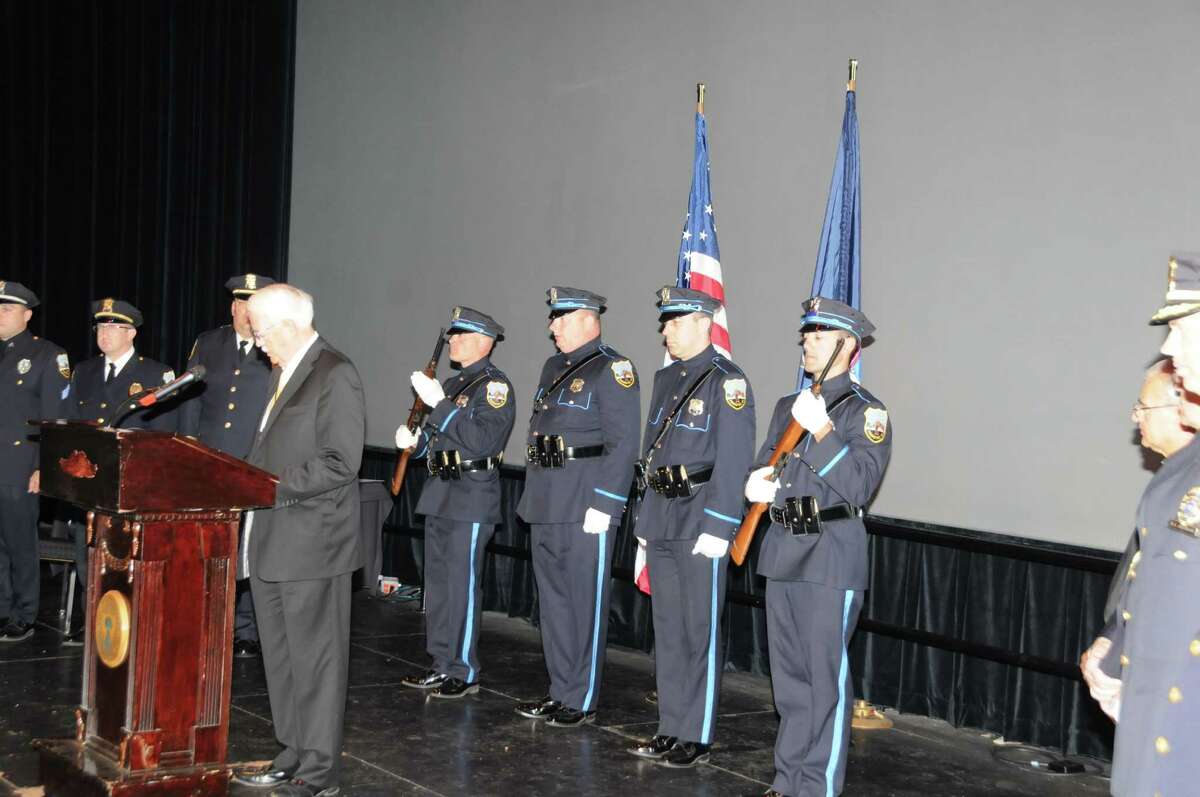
[598,343,621,360]
[711,354,741,375]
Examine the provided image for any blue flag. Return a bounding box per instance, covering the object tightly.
[799,87,861,389]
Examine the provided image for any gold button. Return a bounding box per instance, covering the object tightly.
[1141,527,1148,537]
[13,441,21,446]
[1190,639,1200,656]
[230,386,237,393]
[234,369,241,376]
[1131,551,1142,566]
[100,403,108,409]
[224,422,232,429]
[228,403,236,410]
[1168,687,1182,704]
[1155,736,1170,755]
[681,371,687,376]
[97,418,105,424]
[568,401,574,405]
[15,379,22,385]
[1120,654,1130,667]
[1174,550,1188,561]
[1123,610,1132,621]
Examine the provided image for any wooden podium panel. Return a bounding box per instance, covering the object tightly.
[32,422,276,796]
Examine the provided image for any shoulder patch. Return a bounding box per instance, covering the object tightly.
[57,353,71,380]
[486,380,509,409]
[864,407,888,443]
[611,359,636,388]
[724,377,747,410]
[162,370,175,384]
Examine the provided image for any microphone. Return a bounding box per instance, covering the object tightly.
[137,365,207,407]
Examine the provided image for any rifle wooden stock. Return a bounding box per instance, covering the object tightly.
[389,329,446,496]
[730,338,845,565]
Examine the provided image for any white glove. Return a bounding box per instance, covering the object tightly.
[692,533,730,558]
[636,536,647,546]
[1081,637,1123,717]
[583,507,611,534]
[395,425,420,450]
[411,371,445,407]
[744,465,779,504]
[791,389,830,432]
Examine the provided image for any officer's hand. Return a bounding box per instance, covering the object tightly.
[583,508,611,534]
[1100,692,1121,723]
[1081,637,1122,707]
[395,425,419,450]
[27,469,40,495]
[791,389,830,432]
[744,465,779,504]
[411,371,445,407]
[691,533,730,558]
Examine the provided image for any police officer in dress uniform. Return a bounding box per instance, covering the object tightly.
[1087,253,1200,797]
[67,299,178,432]
[513,287,641,727]
[0,281,70,643]
[178,274,275,658]
[742,298,891,797]
[396,307,516,699]
[626,286,755,767]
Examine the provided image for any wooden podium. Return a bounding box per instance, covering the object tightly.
[32,421,277,796]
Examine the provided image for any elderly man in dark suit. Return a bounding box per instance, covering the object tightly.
[232,283,365,797]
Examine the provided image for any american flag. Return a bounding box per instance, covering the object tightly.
[676,107,730,358]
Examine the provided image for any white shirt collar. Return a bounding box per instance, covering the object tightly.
[235,331,254,351]
[105,347,136,376]
[278,331,320,392]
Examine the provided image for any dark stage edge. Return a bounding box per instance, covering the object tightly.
[2,570,1112,796]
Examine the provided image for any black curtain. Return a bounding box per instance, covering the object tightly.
[362,447,1116,759]
[2,0,295,369]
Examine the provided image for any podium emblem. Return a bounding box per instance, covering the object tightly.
[95,590,131,668]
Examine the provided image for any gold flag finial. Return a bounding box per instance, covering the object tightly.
[697,83,706,114]
[847,59,859,92]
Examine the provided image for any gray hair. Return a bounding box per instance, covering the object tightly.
[247,283,315,330]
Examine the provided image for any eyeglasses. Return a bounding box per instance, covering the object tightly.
[252,322,281,342]
[1132,402,1178,415]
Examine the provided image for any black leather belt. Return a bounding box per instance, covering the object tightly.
[646,465,713,498]
[527,434,604,467]
[427,450,502,480]
[769,499,862,535]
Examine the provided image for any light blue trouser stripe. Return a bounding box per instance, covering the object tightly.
[700,556,719,743]
[824,589,855,797]
[460,522,481,682]
[580,529,607,711]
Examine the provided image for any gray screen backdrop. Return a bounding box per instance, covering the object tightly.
[288,0,1200,551]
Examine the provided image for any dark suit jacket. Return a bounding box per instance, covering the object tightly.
[246,336,366,582]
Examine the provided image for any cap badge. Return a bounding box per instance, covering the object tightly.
[246,273,257,290]
[452,307,462,321]
[660,287,671,302]
[102,298,114,313]
[0,281,6,294]
[1169,257,1179,293]
[550,288,558,304]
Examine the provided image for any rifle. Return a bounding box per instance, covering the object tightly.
[389,328,446,496]
[730,338,845,565]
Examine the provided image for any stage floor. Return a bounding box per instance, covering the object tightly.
[1,572,1112,796]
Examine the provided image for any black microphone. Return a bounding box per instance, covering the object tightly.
[137,365,207,407]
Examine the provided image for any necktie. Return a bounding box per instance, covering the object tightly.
[106,362,116,383]
[239,341,249,361]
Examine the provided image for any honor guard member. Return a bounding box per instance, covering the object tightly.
[1093,253,1200,797]
[396,307,515,699]
[742,297,890,797]
[514,287,641,727]
[178,273,275,658]
[67,299,178,432]
[627,286,755,767]
[0,281,70,643]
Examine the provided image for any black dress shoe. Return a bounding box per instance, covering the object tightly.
[627,734,678,760]
[430,677,479,699]
[400,670,448,690]
[545,706,596,727]
[514,695,562,719]
[644,689,658,705]
[658,741,711,768]
[233,763,296,787]
[268,778,340,796]
[0,621,34,643]
[234,638,261,658]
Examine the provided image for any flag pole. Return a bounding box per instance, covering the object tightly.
[697,82,705,114]
[847,59,858,92]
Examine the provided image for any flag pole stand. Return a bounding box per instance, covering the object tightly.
[851,699,893,730]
